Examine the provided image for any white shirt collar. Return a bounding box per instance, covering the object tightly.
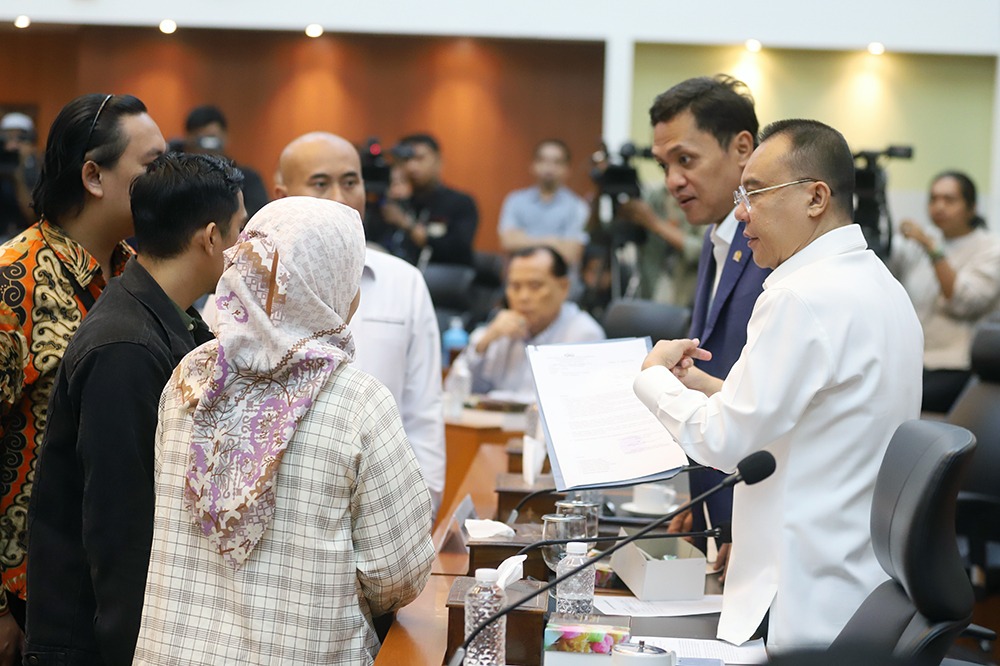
[764,224,868,289]
[710,209,739,248]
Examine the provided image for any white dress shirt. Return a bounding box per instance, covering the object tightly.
[454,302,605,404]
[890,225,1000,370]
[353,250,445,511]
[708,209,739,307]
[634,225,923,651]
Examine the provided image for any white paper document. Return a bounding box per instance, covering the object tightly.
[526,337,688,490]
[593,594,724,617]
[632,636,768,664]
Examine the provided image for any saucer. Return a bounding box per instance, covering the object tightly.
[620,501,679,518]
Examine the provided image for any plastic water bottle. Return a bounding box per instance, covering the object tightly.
[442,316,469,368]
[464,568,506,666]
[445,360,472,420]
[556,541,595,615]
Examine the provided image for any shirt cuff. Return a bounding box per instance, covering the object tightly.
[633,365,685,412]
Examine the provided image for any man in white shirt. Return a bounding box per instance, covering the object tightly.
[450,246,605,403]
[634,119,923,651]
[274,132,446,512]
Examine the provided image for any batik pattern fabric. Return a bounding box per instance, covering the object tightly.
[0,221,130,611]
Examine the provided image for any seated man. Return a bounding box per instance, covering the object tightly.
[449,246,605,403]
[498,139,589,268]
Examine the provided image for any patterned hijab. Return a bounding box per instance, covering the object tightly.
[175,196,366,568]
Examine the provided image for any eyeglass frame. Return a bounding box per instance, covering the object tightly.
[733,178,827,212]
[81,94,114,161]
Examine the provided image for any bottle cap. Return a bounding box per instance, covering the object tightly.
[566,541,588,555]
[475,568,500,583]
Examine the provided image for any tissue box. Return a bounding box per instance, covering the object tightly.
[446,577,548,666]
[609,529,706,601]
[543,614,631,664]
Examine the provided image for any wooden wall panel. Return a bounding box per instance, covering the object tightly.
[1,26,604,252]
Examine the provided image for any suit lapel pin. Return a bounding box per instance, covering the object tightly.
[733,250,743,263]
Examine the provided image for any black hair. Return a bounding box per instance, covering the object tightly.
[649,75,759,149]
[509,245,569,278]
[534,139,571,163]
[185,105,228,133]
[130,152,244,260]
[31,93,148,224]
[399,133,441,155]
[758,118,856,219]
[932,170,986,228]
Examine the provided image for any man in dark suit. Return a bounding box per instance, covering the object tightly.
[647,75,770,574]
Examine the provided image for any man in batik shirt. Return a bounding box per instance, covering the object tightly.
[0,93,163,664]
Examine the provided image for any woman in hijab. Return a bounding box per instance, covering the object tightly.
[133,197,434,665]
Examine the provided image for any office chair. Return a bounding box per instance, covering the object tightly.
[830,420,977,666]
[950,319,1000,601]
[421,262,477,332]
[601,298,691,342]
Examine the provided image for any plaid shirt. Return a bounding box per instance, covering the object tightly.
[134,364,434,665]
[0,221,131,611]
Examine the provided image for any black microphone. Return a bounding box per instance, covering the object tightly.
[504,463,707,525]
[449,451,775,666]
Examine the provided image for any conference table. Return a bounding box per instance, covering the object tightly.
[377,442,722,665]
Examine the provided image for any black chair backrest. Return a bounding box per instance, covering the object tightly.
[833,420,976,665]
[601,298,691,342]
[948,319,1000,498]
[422,263,477,312]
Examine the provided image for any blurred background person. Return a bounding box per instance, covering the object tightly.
[0,112,41,242]
[378,133,478,267]
[181,105,269,217]
[498,139,589,268]
[619,183,704,307]
[890,170,1000,413]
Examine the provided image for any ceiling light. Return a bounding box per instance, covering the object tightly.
[305,24,324,38]
[868,42,885,55]
[14,15,30,29]
[745,39,762,53]
[159,19,177,34]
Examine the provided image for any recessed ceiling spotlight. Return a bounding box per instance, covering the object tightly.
[14,15,30,29]
[745,39,762,53]
[159,19,177,35]
[868,42,886,55]
[305,23,324,38]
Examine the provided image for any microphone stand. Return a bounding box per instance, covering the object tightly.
[514,525,730,558]
[449,451,774,666]
[504,464,705,525]
[451,475,731,665]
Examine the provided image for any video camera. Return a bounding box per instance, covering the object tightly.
[358,137,416,198]
[590,142,654,201]
[854,145,913,260]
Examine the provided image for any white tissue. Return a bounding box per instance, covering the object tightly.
[496,554,527,589]
[464,519,516,540]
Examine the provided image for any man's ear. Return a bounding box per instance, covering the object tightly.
[81,161,103,199]
[732,130,755,169]
[274,184,288,199]
[807,181,833,218]
[196,222,219,255]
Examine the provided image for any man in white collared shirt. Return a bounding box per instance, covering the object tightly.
[634,120,923,652]
[274,132,445,513]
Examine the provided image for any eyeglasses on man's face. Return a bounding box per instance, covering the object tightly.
[733,178,821,212]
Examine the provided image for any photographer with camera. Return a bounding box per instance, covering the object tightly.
[889,170,1000,413]
[0,113,41,241]
[619,184,704,306]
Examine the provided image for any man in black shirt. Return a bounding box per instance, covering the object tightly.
[24,153,246,666]
[380,133,478,266]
